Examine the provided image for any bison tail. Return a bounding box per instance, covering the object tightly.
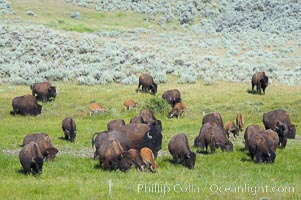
[91,132,97,148]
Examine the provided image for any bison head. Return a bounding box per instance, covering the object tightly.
[193,136,202,148]
[143,124,162,157]
[48,86,57,100]
[32,157,44,175]
[116,152,132,172]
[45,147,59,161]
[184,152,196,169]
[150,83,157,95]
[224,141,233,152]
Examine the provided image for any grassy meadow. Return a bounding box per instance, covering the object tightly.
[0,78,300,200]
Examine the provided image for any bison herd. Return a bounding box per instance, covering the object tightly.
[12,72,297,175]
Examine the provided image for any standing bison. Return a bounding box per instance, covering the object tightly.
[19,141,44,175]
[236,113,245,132]
[168,133,196,169]
[168,102,186,119]
[140,147,157,173]
[62,117,77,142]
[251,71,269,94]
[202,112,224,127]
[23,132,58,161]
[31,81,57,102]
[224,120,239,138]
[137,73,157,95]
[10,94,42,116]
[162,89,181,106]
[263,109,296,147]
[243,125,265,150]
[194,122,233,153]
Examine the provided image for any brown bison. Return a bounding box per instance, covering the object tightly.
[251,71,269,94]
[236,113,245,132]
[10,94,42,116]
[130,115,143,124]
[140,147,157,173]
[91,130,110,160]
[98,138,132,171]
[23,132,58,161]
[168,102,186,119]
[246,130,276,163]
[162,89,182,106]
[224,120,239,138]
[202,112,224,127]
[168,133,196,169]
[88,102,106,116]
[31,81,57,102]
[127,149,146,171]
[263,129,279,152]
[107,119,125,131]
[194,122,233,153]
[62,117,77,142]
[19,141,44,175]
[243,125,265,150]
[263,109,296,147]
[139,109,163,130]
[123,99,139,110]
[137,73,157,95]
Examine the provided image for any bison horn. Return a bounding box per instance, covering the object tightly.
[186,153,190,159]
[147,132,152,139]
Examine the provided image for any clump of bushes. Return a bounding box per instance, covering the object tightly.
[142,97,170,116]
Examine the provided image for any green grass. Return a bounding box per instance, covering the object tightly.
[0,79,300,199]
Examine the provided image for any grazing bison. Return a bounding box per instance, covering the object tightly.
[91,130,110,160]
[123,99,139,110]
[251,71,269,94]
[127,149,146,171]
[88,102,106,116]
[162,89,182,106]
[137,73,157,95]
[23,132,58,161]
[31,81,57,102]
[107,119,125,131]
[194,122,233,153]
[106,123,163,157]
[98,138,132,171]
[139,109,163,130]
[62,117,77,142]
[263,129,279,152]
[243,125,265,150]
[246,131,276,163]
[202,112,224,127]
[263,109,296,147]
[236,113,245,132]
[10,94,42,116]
[140,147,157,173]
[19,141,44,175]
[224,120,239,138]
[168,102,186,119]
[168,133,196,169]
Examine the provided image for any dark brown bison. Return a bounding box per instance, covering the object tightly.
[98,138,132,171]
[168,102,186,119]
[224,120,239,138]
[23,132,58,161]
[243,125,265,150]
[162,89,181,106]
[105,123,162,157]
[62,117,77,142]
[130,115,143,124]
[236,113,245,132]
[31,81,57,102]
[140,147,157,173]
[263,109,296,147]
[139,109,163,130]
[107,119,125,131]
[251,71,269,94]
[91,130,110,160]
[263,129,279,152]
[202,112,224,127]
[19,141,44,175]
[137,73,157,95]
[246,130,276,163]
[194,122,233,153]
[10,94,42,116]
[127,149,146,171]
[168,133,196,169]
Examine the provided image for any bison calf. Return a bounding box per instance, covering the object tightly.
[19,141,44,175]
[224,120,239,138]
[123,99,139,110]
[168,102,186,119]
[168,133,196,169]
[140,147,157,173]
[88,102,106,116]
[62,117,77,142]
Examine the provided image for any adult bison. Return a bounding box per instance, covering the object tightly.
[31,81,57,102]
[162,89,181,106]
[107,123,162,157]
[137,73,157,95]
[19,141,44,175]
[91,130,110,160]
[10,94,42,116]
[62,117,77,142]
[202,112,224,127]
[168,102,186,119]
[263,109,296,147]
[168,133,196,169]
[246,130,276,163]
[23,132,58,161]
[251,71,269,94]
[194,122,233,153]
[107,119,125,131]
[139,109,163,130]
[243,125,265,150]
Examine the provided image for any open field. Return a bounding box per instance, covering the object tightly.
[0,79,301,199]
